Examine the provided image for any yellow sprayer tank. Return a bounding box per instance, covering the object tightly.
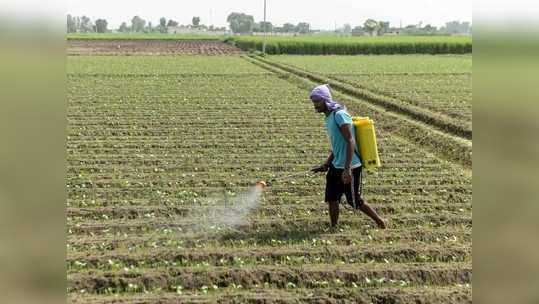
[352,117,381,171]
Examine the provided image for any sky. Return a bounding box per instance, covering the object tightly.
[66,0,472,30]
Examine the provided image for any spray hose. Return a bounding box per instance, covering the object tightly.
[265,170,312,186]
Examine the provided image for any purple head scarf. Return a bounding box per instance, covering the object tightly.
[309,84,344,112]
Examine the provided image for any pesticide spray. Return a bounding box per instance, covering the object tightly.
[195,172,309,231]
[194,182,266,230]
[213,183,265,227]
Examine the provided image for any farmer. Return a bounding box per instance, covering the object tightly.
[310,84,386,229]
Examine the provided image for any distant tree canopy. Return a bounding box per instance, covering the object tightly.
[227,12,255,34]
[156,17,167,33]
[66,13,470,36]
[131,16,146,32]
[363,19,378,36]
[167,19,179,27]
[95,19,108,33]
[66,14,77,33]
[80,16,93,33]
[119,22,129,32]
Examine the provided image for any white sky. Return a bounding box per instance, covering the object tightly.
[66,0,472,30]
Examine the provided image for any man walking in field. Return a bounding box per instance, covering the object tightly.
[310,84,386,229]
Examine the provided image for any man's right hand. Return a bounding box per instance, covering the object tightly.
[311,163,329,173]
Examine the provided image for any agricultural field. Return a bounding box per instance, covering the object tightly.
[67,33,226,40]
[67,52,472,302]
[228,35,472,55]
[68,39,242,55]
[268,55,473,132]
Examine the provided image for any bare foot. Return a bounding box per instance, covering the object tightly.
[376,219,387,229]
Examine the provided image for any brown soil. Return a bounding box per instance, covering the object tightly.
[68,40,244,56]
[68,263,471,293]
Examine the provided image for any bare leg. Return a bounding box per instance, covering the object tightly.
[358,199,387,229]
[328,201,340,227]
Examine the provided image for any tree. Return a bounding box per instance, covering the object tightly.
[296,22,310,34]
[282,23,295,33]
[160,17,167,28]
[80,16,93,33]
[147,22,153,33]
[226,12,255,34]
[167,19,179,27]
[192,16,201,27]
[67,15,77,33]
[377,21,390,36]
[119,22,129,32]
[158,17,167,33]
[131,16,146,32]
[95,19,108,33]
[73,16,81,32]
[363,19,379,36]
[423,24,437,34]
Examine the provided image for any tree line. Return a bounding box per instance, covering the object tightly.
[66,15,226,34]
[67,13,471,36]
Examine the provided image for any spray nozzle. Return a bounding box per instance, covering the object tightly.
[255,180,267,189]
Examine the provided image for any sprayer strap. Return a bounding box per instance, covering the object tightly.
[333,110,362,161]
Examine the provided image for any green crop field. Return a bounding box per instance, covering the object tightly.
[67,48,472,303]
[228,35,472,55]
[268,55,472,131]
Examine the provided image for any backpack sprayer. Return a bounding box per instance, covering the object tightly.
[352,117,381,170]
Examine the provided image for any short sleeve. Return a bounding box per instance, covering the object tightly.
[334,110,352,127]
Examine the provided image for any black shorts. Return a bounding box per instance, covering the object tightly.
[325,164,364,209]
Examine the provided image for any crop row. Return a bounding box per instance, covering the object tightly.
[68,285,471,304]
[67,56,268,76]
[68,262,471,294]
[67,227,471,255]
[67,243,470,273]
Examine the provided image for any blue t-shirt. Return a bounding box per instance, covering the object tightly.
[325,110,361,169]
